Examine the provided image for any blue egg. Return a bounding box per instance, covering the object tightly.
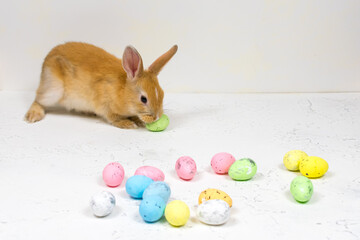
[125,175,153,199]
[139,195,166,223]
[142,181,171,203]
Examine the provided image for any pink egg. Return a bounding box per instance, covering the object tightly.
[175,156,197,180]
[102,162,125,187]
[211,152,236,174]
[134,166,165,181]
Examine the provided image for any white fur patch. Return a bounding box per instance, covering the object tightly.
[61,94,94,113]
[36,68,64,106]
[155,87,159,101]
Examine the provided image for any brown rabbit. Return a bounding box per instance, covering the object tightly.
[25,42,178,129]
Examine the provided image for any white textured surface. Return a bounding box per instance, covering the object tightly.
[0,91,359,239]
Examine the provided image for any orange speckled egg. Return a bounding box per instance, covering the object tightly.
[198,188,232,207]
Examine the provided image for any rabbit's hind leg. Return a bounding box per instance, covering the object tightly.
[25,67,64,123]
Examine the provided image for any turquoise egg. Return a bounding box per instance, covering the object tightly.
[139,195,166,223]
[228,158,257,181]
[125,175,153,199]
[142,181,171,203]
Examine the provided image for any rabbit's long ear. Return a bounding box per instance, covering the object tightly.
[148,45,178,76]
[122,46,144,81]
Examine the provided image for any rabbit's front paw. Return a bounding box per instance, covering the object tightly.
[111,119,138,129]
[128,116,145,128]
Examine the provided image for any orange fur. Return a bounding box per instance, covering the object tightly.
[25,42,178,129]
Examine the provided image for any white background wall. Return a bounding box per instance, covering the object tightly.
[0,0,359,93]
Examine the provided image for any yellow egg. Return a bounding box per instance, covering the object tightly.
[198,188,232,207]
[283,150,308,171]
[164,200,190,227]
[299,156,329,178]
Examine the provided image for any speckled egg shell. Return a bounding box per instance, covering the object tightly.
[175,156,197,180]
[211,152,236,174]
[139,195,166,223]
[299,156,329,178]
[283,150,308,171]
[290,176,314,203]
[146,114,169,132]
[102,162,125,187]
[228,158,257,181]
[142,181,171,203]
[125,175,154,199]
[90,191,116,217]
[197,199,231,225]
[134,166,165,181]
[198,188,232,207]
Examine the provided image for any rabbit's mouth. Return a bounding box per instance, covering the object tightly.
[139,114,157,123]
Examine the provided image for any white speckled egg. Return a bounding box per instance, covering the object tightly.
[90,191,116,217]
[196,199,230,225]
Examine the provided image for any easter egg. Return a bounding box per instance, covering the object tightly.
[228,158,257,181]
[146,114,169,132]
[143,181,171,203]
[125,175,153,199]
[139,195,166,223]
[196,199,230,225]
[211,152,236,174]
[90,191,116,217]
[165,200,190,227]
[299,156,329,178]
[175,156,197,180]
[283,150,308,171]
[290,176,314,203]
[198,188,232,207]
[102,162,125,187]
[134,166,165,181]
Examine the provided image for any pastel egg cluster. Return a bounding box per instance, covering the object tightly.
[174,152,258,182]
[124,169,171,223]
[196,189,232,225]
[93,162,191,226]
[283,150,329,203]
[90,163,167,218]
[126,171,191,226]
[91,150,324,227]
[283,150,329,178]
[210,152,258,181]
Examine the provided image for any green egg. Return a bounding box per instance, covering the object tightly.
[228,158,257,181]
[145,114,169,132]
[290,176,313,203]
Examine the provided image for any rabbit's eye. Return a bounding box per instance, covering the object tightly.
[141,95,147,104]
